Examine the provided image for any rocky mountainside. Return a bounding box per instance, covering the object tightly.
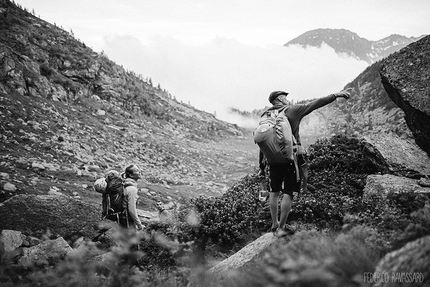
[0,0,256,211]
[298,60,413,145]
[285,28,425,64]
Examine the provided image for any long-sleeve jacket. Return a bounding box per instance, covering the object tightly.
[259,94,336,167]
[123,178,143,229]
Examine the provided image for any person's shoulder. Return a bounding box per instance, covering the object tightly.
[285,104,304,112]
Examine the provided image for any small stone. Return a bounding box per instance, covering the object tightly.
[31,162,46,171]
[87,165,101,172]
[96,109,106,116]
[0,172,10,180]
[3,182,17,192]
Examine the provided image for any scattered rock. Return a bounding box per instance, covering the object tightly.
[48,186,63,195]
[0,172,10,180]
[418,177,430,187]
[87,165,101,172]
[0,229,24,253]
[96,109,106,116]
[31,162,46,171]
[3,182,17,192]
[18,237,73,267]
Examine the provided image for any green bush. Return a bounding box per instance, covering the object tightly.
[182,175,267,254]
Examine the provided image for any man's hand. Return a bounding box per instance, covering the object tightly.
[334,88,352,99]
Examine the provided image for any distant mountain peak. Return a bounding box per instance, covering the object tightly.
[285,28,425,64]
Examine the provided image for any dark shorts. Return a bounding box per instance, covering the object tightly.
[269,154,306,197]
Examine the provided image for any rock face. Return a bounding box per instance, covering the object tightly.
[373,235,430,287]
[363,133,430,177]
[0,194,101,239]
[380,35,430,156]
[363,174,430,201]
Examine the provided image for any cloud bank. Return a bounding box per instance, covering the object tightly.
[102,35,368,125]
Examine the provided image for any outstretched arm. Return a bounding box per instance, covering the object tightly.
[294,88,352,117]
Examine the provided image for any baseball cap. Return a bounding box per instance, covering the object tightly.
[269,91,289,103]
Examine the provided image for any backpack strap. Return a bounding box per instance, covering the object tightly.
[263,105,288,117]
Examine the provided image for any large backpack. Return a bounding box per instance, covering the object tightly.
[94,172,127,222]
[253,106,297,165]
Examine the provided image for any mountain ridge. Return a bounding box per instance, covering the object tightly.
[285,28,425,64]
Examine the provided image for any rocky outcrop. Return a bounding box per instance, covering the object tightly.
[188,232,281,286]
[363,174,430,201]
[380,35,430,156]
[0,194,101,239]
[363,133,430,177]
[373,235,430,287]
[207,232,279,280]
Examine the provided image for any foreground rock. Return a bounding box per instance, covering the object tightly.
[0,230,25,253]
[207,232,278,280]
[380,35,430,156]
[18,237,73,267]
[373,235,430,287]
[0,194,101,239]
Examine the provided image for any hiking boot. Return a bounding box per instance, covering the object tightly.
[275,228,288,237]
[275,225,295,238]
[267,224,279,234]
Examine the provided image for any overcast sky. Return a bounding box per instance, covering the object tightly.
[17,0,429,123]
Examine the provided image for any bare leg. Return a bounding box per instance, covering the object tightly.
[279,194,292,229]
[269,192,280,230]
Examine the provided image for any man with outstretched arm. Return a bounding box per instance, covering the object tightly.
[258,88,352,237]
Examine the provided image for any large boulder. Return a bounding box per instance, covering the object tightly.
[188,232,280,286]
[0,194,101,239]
[363,133,430,177]
[207,232,278,280]
[373,235,430,287]
[363,174,430,201]
[380,35,430,156]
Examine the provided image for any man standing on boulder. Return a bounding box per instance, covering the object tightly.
[258,88,352,237]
